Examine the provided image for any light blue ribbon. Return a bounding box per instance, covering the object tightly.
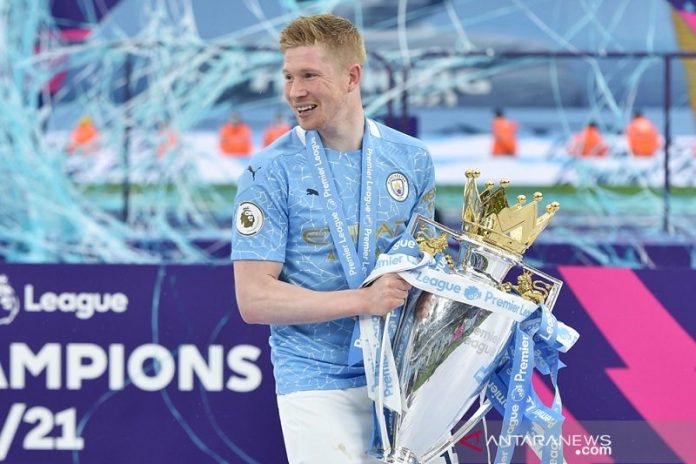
[304,124,376,366]
[305,128,374,286]
[485,305,576,463]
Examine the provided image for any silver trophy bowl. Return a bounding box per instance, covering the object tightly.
[374,215,561,464]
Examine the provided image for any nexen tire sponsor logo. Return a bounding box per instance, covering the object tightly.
[22,285,128,320]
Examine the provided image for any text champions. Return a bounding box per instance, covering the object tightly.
[0,342,262,393]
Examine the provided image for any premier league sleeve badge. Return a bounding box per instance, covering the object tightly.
[235,202,264,236]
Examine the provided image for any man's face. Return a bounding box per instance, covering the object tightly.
[282,45,350,132]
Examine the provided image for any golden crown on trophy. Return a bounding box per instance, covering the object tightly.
[461,169,560,255]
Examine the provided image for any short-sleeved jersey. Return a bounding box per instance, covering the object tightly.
[231,119,435,394]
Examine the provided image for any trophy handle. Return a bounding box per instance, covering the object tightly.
[420,398,569,464]
[520,264,563,312]
[420,399,492,464]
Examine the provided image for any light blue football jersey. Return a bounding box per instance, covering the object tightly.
[231,120,435,394]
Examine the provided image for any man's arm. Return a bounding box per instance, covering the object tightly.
[233,260,410,325]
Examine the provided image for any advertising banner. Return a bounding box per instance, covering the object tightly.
[1,264,694,463]
[0,264,284,464]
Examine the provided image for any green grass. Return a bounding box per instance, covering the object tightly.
[436,184,696,196]
[80,182,696,196]
[73,182,695,217]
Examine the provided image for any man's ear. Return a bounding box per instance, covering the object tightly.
[347,63,362,92]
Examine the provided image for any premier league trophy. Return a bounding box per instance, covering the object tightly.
[368,169,574,464]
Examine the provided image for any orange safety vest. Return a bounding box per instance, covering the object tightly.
[262,123,291,147]
[67,121,99,154]
[491,117,517,156]
[570,127,608,157]
[626,116,659,157]
[219,123,252,156]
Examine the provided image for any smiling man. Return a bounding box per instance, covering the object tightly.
[231,13,436,464]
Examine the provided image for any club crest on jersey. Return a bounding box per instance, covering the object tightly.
[236,202,263,236]
[386,172,409,201]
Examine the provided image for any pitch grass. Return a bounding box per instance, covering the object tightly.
[75,183,695,217]
[436,184,695,197]
[78,183,695,197]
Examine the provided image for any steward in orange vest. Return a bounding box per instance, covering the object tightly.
[626,111,659,157]
[156,125,179,158]
[67,116,100,155]
[263,113,291,147]
[570,121,608,157]
[491,109,517,156]
[219,114,252,156]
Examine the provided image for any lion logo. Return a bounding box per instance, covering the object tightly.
[0,274,20,326]
[235,202,263,236]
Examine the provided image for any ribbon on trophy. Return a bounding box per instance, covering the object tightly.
[359,234,432,453]
[361,236,432,405]
[485,304,578,464]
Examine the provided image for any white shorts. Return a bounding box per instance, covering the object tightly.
[276,386,457,464]
[277,386,382,464]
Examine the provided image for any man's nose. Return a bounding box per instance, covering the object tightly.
[286,81,308,99]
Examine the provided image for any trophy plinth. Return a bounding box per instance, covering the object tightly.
[385,447,419,464]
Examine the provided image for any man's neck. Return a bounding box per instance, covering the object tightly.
[318,109,365,152]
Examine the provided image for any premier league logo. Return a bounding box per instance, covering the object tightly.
[0,274,20,326]
[235,202,263,236]
[464,285,481,300]
[511,384,526,402]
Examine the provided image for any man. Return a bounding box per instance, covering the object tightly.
[231,13,436,464]
[626,110,660,157]
[66,115,100,155]
[155,123,179,158]
[219,112,253,156]
[491,108,517,156]
[569,121,608,157]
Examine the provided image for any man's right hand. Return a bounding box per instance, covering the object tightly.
[362,273,412,317]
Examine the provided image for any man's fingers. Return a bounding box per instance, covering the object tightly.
[387,274,411,291]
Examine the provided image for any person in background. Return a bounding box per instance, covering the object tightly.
[569,121,608,157]
[263,112,292,147]
[66,116,100,155]
[231,13,438,464]
[491,108,517,156]
[626,110,660,157]
[219,112,252,156]
[156,123,179,158]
